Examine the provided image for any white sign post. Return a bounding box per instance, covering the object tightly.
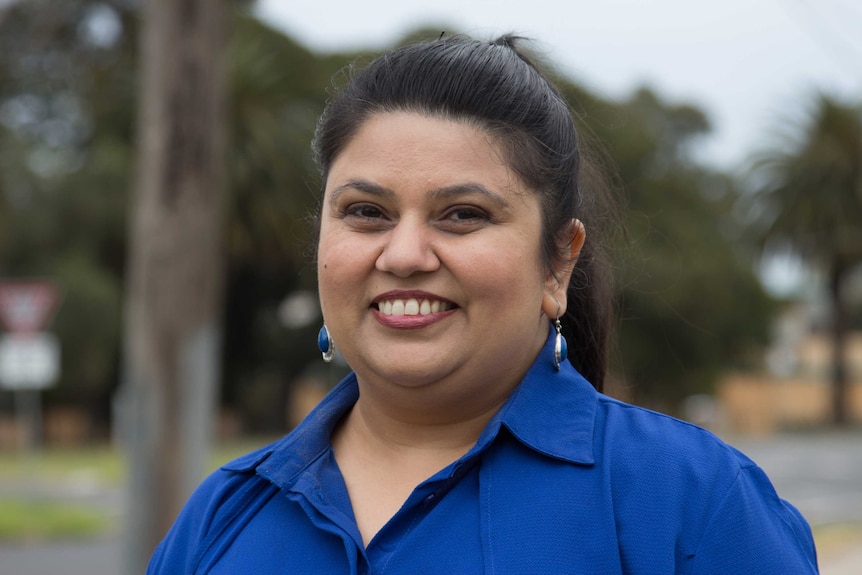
[0,280,62,449]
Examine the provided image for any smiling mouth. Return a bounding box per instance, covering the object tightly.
[373,298,456,316]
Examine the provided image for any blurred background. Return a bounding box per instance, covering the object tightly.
[0,0,860,573]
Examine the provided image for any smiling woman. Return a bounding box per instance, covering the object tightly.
[147,34,819,574]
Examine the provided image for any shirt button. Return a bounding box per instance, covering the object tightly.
[423,492,437,504]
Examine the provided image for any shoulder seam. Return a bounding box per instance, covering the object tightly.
[191,475,280,573]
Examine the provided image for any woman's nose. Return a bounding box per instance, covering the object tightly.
[375,219,440,277]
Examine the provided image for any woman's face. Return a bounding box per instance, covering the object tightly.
[318,112,568,397]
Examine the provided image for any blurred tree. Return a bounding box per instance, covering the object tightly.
[120,0,229,569]
[220,15,352,430]
[614,89,776,407]
[0,1,346,433]
[555,80,776,410]
[747,95,862,426]
[0,0,136,428]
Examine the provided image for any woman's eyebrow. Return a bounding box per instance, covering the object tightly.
[329,179,395,203]
[329,180,510,209]
[430,183,511,208]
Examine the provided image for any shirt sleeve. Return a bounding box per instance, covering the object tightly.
[146,470,232,574]
[147,449,277,574]
[690,463,819,575]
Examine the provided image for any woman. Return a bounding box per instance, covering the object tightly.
[148,35,819,573]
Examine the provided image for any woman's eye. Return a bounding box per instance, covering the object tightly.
[439,206,490,232]
[345,204,385,219]
[340,203,392,231]
[444,207,487,222]
[444,207,488,223]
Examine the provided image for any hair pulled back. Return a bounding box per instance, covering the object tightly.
[312,34,614,390]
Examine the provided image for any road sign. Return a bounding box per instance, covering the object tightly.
[0,280,60,334]
[0,333,60,389]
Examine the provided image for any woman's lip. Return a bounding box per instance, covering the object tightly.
[372,307,457,329]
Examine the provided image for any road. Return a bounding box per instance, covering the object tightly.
[1,431,861,574]
[728,432,862,527]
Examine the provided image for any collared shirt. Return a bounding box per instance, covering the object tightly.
[148,334,819,574]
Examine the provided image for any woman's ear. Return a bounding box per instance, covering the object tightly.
[541,219,586,318]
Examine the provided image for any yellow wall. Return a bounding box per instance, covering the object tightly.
[717,375,862,434]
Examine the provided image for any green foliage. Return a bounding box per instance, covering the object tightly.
[227,16,329,269]
[0,0,134,419]
[219,15,355,425]
[561,83,775,407]
[50,254,122,401]
[747,95,862,267]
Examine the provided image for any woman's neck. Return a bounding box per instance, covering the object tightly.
[349,394,502,456]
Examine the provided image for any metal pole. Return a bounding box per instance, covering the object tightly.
[14,388,42,452]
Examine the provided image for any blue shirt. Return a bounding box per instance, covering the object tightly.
[148,334,819,574]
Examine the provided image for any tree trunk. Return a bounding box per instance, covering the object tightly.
[119,0,227,572]
[828,262,849,427]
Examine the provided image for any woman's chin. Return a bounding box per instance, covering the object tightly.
[372,365,455,389]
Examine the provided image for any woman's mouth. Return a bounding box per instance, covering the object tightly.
[373,298,456,316]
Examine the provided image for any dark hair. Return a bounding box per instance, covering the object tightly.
[312,34,615,390]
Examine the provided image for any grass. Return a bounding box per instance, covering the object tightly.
[0,446,124,486]
[0,438,274,542]
[0,498,110,541]
[0,446,122,541]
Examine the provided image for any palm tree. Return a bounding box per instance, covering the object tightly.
[751,94,862,426]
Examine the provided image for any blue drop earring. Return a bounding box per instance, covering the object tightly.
[318,324,334,362]
[553,317,568,371]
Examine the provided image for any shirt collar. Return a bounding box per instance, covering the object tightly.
[254,326,597,488]
[485,324,598,466]
[254,373,358,487]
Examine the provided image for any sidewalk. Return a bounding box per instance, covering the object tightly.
[820,544,862,575]
[0,538,121,575]
[816,526,862,575]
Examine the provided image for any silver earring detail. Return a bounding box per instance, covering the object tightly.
[553,318,568,371]
[317,324,334,362]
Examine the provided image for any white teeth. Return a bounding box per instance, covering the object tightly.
[377,298,451,316]
[404,298,419,315]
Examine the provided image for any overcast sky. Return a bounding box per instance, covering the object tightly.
[256,0,862,172]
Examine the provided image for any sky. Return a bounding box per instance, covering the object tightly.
[255,0,862,172]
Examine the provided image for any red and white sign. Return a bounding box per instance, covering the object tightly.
[0,280,60,334]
